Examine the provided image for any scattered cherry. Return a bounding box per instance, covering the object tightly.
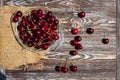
[102,38,109,44]
[74,36,82,42]
[55,66,62,72]
[78,11,86,18]
[70,65,77,72]
[69,50,77,56]
[70,40,78,46]
[75,44,83,50]
[61,67,68,73]
[86,28,94,34]
[71,28,79,35]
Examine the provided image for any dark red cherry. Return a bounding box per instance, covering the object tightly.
[102,38,109,44]
[35,29,41,36]
[54,35,59,40]
[37,9,43,14]
[47,11,53,17]
[51,25,57,30]
[55,66,62,72]
[71,28,79,35]
[31,25,37,30]
[61,67,68,73]
[70,65,77,72]
[86,28,94,34]
[69,50,77,56]
[17,25,25,32]
[42,44,48,50]
[70,40,78,46]
[32,37,39,43]
[16,11,22,17]
[75,44,83,50]
[32,9,38,15]
[74,36,82,42]
[35,45,42,49]
[12,16,19,22]
[20,19,26,26]
[78,11,86,18]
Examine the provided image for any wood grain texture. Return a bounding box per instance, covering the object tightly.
[3,0,116,80]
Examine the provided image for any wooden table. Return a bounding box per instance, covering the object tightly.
[2,0,116,80]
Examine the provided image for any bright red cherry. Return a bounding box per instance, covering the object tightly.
[69,50,77,56]
[55,66,62,72]
[42,44,48,50]
[35,29,41,36]
[32,9,38,15]
[70,65,77,72]
[61,67,68,73]
[16,11,22,17]
[70,40,78,46]
[13,16,19,22]
[51,25,57,30]
[102,38,109,44]
[78,11,86,18]
[71,28,79,35]
[75,44,83,50]
[86,28,94,34]
[74,36,82,42]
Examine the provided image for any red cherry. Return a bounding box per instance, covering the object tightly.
[27,42,33,47]
[74,36,82,42]
[75,44,83,50]
[31,25,37,30]
[42,44,48,50]
[20,19,26,26]
[32,37,39,43]
[70,40,78,46]
[42,14,46,19]
[69,50,77,56]
[78,11,86,18]
[37,9,43,14]
[102,38,109,44]
[86,28,94,34]
[55,66,62,72]
[35,45,42,49]
[17,25,25,32]
[71,28,79,35]
[51,25,57,30]
[32,9,38,15]
[47,11,53,17]
[54,35,59,40]
[12,16,19,22]
[35,29,41,36]
[16,11,22,17]
[70,65,77,72]
[54,20,59,25]
[61,67,68,73]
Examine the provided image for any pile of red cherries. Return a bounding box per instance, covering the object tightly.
[12,9,59,50]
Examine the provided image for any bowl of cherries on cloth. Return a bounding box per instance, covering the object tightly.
[12,8,60,53]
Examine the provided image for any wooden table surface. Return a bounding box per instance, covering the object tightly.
[2,0,116,80]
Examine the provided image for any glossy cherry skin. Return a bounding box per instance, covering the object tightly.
[78,11,86,18]
[75,44,83,50]
[17,25,25,32]
[69,50,77,56]
[71,28,79,35]
[13,16,19,22]
[55,66,62,72]
[70,40,78,46]
[102,38,109,44]
[16,11,23,17]
[70,65,77,72]
[61,67,68,73]
[42,44,48,50]
[86,28,94,34]
[74,36,82,42]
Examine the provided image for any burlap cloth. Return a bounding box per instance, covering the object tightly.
[0,6,48,70]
